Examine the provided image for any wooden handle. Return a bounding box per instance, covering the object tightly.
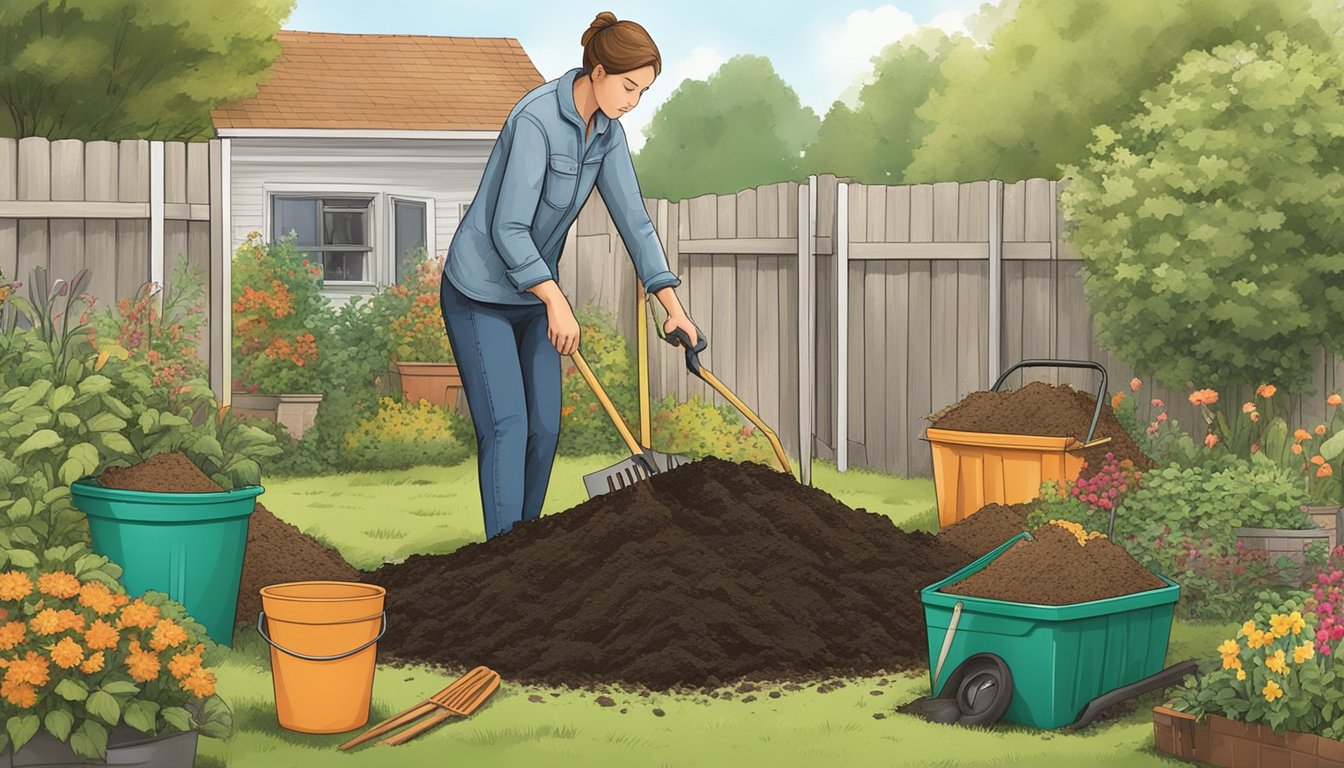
[699,368,793,475]
[637,285,651,448]
[338,702,435,750]
[570,350,644,457]
[378,710,454,746]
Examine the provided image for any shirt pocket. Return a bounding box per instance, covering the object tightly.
[542,154,579,210]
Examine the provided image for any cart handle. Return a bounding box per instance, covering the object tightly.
[990,359,1109,446]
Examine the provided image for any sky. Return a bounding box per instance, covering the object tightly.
[284,1,999,151]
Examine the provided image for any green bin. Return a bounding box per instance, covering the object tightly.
[70,479,263,646]
[920,532,1180,729]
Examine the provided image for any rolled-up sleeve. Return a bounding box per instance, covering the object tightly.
[490,115,555,292]
[596,127,680,294]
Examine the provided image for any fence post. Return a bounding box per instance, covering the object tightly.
[835,182,849,473]
[149,141,164,304]
[988,179,1004,384]
[219,138,232,405]
[797,182,814,485]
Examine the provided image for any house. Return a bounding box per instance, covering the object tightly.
[211,30,545,303]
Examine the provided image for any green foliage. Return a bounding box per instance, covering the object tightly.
[908,0,1337,182]
[649,395,777,466]
[803,30,964,183]
[557,305,638,457]
[1059,33,1344,393]
[338,397,469,471]
[92,260,208,400]
[0,0,291,140]
[634,55,820,200]
[369,249,454,364]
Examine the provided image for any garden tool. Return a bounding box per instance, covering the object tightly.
[338,666,500,750]
[632,284,692,473]
[571,348,676,498]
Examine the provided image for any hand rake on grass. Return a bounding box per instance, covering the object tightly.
[338,666,500,749]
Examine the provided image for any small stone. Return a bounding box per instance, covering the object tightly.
[527,694,545,704]
[869,690,883,696]
[742,695,757,703]
[640,691,651,698]
[620,708,628,714]
[873,713,887,720]
[737,683,758,693]
[596,696,617,708]
[652,708,665,717]
[769,691,781,699]
[878,679,890,687]
[550,692,561,698]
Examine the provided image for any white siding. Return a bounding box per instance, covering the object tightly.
[229,136,494,302]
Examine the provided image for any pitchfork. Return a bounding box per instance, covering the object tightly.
[338,666,500,749]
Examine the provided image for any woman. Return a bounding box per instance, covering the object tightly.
[441,12,700,539]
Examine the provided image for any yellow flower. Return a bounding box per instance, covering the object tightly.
[0,621,25,651]
[1295,642,1315,664]
[125,642,161,683]
[179,667,216,698]
[49,637,84,669]
[0,572,34,601]
[36,571,81,599]
[118,599,160,630]
[1237,669,1247,681]
[1267,649,1288,674]
[30,609,64,636]
[1,680,36,708]
[1247,629,1271,649]
[149,619,188,652]
[1288,611,1306,635]
[1222,653,1242,671]
[78,582,120,616]
[80,651,105,674]
[1239,621,1257,638]
[1218,639,1240,656]
[1271,614,1293,638]
[1263,680,1284,702]
[83,619,120,650]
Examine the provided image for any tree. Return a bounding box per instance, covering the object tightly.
[0,0,293,140]
[803,30,966,183]
[906,0,1338,183]
[634,55,819,201]
[1059,33,1344,395]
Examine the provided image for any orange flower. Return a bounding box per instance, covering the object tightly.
[125,642,160,683]
[118,599,160,630]
[1130,377,1142,392]
[83,619,120,650]
[1111,391,1125,409]
[1243,402,1256,414]
[167,650,202,681]
[1293,444,1304,455]
[0,621,25,651]
[1205,433,1219,448]
[78,582,120,615]
[30,609,64,636]
[1320,464,1334,479]
[1330,393,1343,407]
[1317,424,1328,436]
[1257,384,1277,398]
[4,651,50,687]
[36,572,81,599]
[1189,389,1220,406]
[180,667,216,698]
[1152,398,1165,408]
[80,651,105,674]
[0,572,34,601]
[149,619,188,652]
[1296,429,1313,442]
[1,680,36,708]
[1313,455,1326,466]
[49,636,84,669]
[1251,412,1261,422]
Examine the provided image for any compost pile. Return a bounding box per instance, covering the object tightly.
[940,522,1165,605]
[96,452,220,492]
[929,381,1154,474]
[938,502,1034,559]
[366,456,972,689]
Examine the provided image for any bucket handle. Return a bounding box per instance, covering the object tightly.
[256,611,387,662]
[931,601,964,692]
[990,359,1108,446]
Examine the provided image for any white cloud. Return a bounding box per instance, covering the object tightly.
[817,6,921,108]
[622,46,727,154]
[927,10,971,38]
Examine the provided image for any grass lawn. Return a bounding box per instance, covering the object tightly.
[199,455,1211,767]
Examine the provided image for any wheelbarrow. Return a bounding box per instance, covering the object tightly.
[909,532,1195,730]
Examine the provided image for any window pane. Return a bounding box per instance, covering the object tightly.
[323,252,366,282]
[273,198,318,246]
[324,198,373,209]
[324,210,367,246]
[394,199,428,283]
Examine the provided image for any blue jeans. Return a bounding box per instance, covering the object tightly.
[439,273,560,539]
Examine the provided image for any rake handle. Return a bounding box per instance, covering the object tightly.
[570,349,644,458]
[338,701,436,750]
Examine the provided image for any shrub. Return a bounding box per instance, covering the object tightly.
[0,573,231,759]
[557,305,638,457]
[1160,533,1289,621]
[370,249,453,364]
[649,394,777,466]
[1027,452,1143,534]
[231,232,333,394]
[93,260,207,405]
[339,397,469,471]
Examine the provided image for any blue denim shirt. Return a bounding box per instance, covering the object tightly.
[445,68,680,305]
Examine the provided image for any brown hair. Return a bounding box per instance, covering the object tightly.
[581,12,661,77]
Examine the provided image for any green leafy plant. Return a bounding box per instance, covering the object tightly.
[0,570,231,759]
[372,249,454,364]
[557,305,638,457]
[94,261,207,405]
[649,394,776,466]
[339,397,469,471]
[231,232,333,395]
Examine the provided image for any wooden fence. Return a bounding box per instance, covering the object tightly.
[562,175,1344,478]
[0,137,228,397]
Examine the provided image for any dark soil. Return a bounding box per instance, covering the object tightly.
[234,503,361,627]
[928,381,1155,475]
[939,523,1166,605]
[938,503,1034,559]
[365,456,973,690]
[97,452,222,493]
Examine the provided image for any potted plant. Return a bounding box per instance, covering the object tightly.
[0,571,231,767]
[377,249,460,410]
[1154,586,1344,767]
[231,232,333,440]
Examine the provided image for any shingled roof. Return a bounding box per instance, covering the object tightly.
[211,30,545,132]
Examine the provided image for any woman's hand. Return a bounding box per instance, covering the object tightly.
[662,311,699,347]
[547,299,581,355]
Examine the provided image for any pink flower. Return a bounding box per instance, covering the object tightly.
[1152,399,1164,408]
[1130,378,1142,392]
[1158,413,1168,422]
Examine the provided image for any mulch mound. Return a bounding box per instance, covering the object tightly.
[366,456,973,690]
[939,523,1166,605]
[234,502,361,627]
[97,452,221,492]
[929,381,1155,475]
[938,503,1034,559]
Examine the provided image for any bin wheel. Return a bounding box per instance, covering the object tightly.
[945,654,1014,727]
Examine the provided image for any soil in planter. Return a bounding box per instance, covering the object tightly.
[938,502,1035,559]
[366,456,974,690]
[928,381,1155,475]
[940,523,1166,605]
[96,452,222,493]
[234,503,361,627]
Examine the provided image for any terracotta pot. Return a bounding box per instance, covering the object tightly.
[1153,705,1344,767]
[230,392,323,441]
[394,361,462,410]
[0,727,198,768]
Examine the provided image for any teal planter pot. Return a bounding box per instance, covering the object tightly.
[70,479,263,646]
[921,532,1180,729]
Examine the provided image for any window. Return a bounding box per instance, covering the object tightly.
[393,198,428,284]
[271,196,374,283]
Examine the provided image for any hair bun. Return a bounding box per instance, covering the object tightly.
[581,12,618,46]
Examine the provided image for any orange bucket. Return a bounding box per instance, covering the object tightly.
[257,581,387,734]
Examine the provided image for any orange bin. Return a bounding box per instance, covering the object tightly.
[926,359,1111,529]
